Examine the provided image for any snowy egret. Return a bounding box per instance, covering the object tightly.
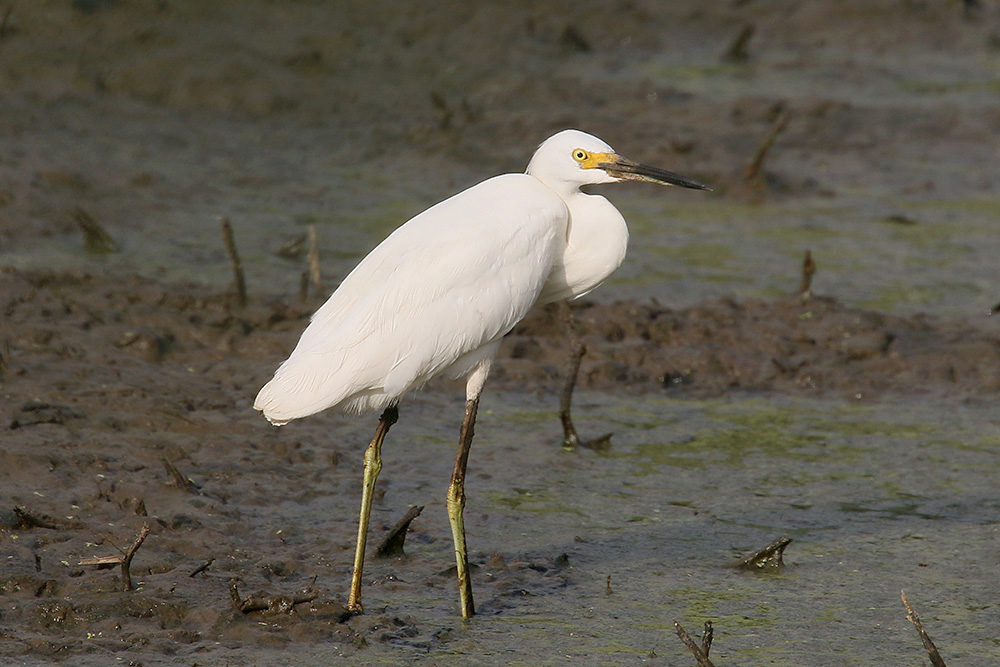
[254,129,709,618]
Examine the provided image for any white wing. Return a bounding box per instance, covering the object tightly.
[254,173,568,423]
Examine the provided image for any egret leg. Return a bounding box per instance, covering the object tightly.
[559,332,587,450]
[347,405,398,615]
[447,396,479,618]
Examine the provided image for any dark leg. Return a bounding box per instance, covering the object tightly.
[347,405,398,614]
[446,397,479,618]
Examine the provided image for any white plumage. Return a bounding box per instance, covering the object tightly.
[254,130,698,423]
[254,172,565,422]
[252,129,709,618]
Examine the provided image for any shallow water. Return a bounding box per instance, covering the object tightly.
[165,390,1000,665]
[451,392,1000,665]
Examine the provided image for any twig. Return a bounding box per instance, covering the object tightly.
[702,621,714,658]
[74,207,119,254]
[189,557,215,577]
[307,225,322,295]
[673,620,717,667]
[798,249,816,296]
[121,523,151,591]
[732,536,792,570]
[219,216,247,308]
[722,23,754,63]
[229,580,320,614]
[162,457,199,493]
[13,505,84,530]
[901,590,948,667]
[79,555,122,567]
[559,302,612,451]
[430,91,453,130]
[745,111,789,182]
[375,505,423,558]
[0,7,11,42]
[298,270,310,305]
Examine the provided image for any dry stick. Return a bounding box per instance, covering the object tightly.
[162,457,199,494]
[74,206,119,254]
[298,270,310,305]
[307,225,322,296]
[375,505,424,558]
[674,620,717,667]
[702,621,714,658]
[229,580,319,614]
[0,7,12,42]
[559,302,612,451]
[189,558,215,577]
[219,216,248,308]
[733,536,792,570]
[901,590,948,667]
[121,523,151,591]
[13,505,84,530]
[745,111,789,182]
[79,555,122,567]
[0,338,8,379]
[799,249,816,296]
[722,23,754,63]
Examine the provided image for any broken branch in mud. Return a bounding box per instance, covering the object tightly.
[0,7,12,42]
[299,269,310,304]
[74,206,119,254]
[901,590,948,667]
[559,302,612,451]
[162,456,199,493]
[745,111,789,182]
[120,522,150,591]
[673,620,717,667]
[374,505,423,558]
[13,505,84,530]
[722,23,754,63]
[219,216,248,308]
[80,523,150,591]
[701,621,714,658]
[189,557,215,577]
[229,579,320,614]
[732,536,792,570]
[78,555,122,567]
[799,249,816,296]
[307,224,322,296]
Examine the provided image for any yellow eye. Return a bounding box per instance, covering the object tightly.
[572,149,588,162]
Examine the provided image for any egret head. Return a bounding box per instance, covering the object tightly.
[527,129,710,194]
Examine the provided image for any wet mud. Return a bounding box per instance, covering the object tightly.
[3,267,999,664]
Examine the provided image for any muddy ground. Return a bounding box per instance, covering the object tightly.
[1,1,1000,665]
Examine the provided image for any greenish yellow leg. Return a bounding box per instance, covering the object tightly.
[447,397,479,618]
[347,405,398,615]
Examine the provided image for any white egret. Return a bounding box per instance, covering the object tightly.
[254,129,709,618]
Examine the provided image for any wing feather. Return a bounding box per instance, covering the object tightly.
[254,174,568,423]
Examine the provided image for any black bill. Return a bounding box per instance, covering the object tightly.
[599,156,712,191]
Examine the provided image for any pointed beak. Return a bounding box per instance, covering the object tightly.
[598,155,712,191]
